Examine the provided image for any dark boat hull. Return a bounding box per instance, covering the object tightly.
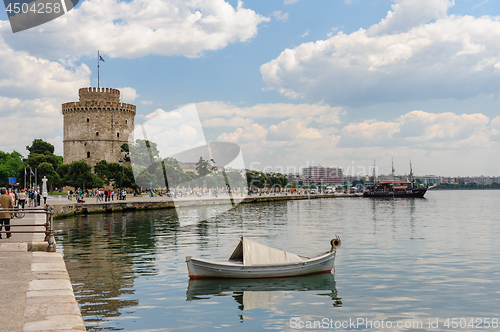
[363,188,427,198]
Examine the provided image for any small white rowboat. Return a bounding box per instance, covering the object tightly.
[186,236,341,279]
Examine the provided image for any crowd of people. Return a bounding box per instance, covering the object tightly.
[0,188,44,208]
[67,188,131,203]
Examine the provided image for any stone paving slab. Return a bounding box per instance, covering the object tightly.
[26,295,77,304]
[28,279,73,291]
[0,242,28,251]
[25,302,81,316]
[0,251,33,332]
[24,315,86,331]
[32,262,68,272]
[26,289,75,298]
[32,272,70,279]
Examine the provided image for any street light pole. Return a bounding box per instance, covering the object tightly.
[174,165,177,198]
[119,158,123,200]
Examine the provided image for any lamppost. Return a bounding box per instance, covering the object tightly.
[240,170,245,197]
[119,158,123,200]
[174,164,177,198]
[215,169,218,197]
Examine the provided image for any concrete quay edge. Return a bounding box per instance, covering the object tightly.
[52,192,363,219]
[0,212,86,332]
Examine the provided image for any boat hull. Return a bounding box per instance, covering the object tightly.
[186,251,336,279]
[363,188,427,198]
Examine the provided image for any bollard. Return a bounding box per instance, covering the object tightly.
[46,206,56,252]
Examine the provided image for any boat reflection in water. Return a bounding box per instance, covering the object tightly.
[186,273,342,311]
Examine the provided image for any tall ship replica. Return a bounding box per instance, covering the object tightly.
[363,160,427,198]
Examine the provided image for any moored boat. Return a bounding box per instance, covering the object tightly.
[186,236,341,279]
[364,160,427,198]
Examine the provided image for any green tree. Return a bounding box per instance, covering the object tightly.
[26,139,55,155]
[66,161,102,190]
[55,164,70,186]
[24,139,62,186]
[195,157,212,177]
[94,160,110,183]
[122,166,139,192]
[124,139,160,167]
[0,151,24,186]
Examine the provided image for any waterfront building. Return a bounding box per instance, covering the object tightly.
[62,87,136,166]
[178,162,198,174]
[420,175,440,185]
[286,173,302,185]
[302,166,343,185]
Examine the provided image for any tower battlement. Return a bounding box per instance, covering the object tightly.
[78,87,121,103]
[62,101,136,113]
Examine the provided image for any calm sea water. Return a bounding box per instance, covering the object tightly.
[55,191,500,331]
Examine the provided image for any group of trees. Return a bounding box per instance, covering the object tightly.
[0,139,136,191]
[123,140,248,191]
[434,182,500,189]
[246,171,288,191]
[1,138,290,193]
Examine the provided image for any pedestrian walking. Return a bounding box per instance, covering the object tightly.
[18,189,26,209]
[0,187,13,239]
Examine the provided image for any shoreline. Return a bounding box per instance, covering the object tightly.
[51,193,363,219]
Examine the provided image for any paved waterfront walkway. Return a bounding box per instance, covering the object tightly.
[47,191,362,205]
[0,212,86,332]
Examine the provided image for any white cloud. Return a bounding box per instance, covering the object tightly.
[141,100,154,105]
[272,10,289,22]
[0,38,89,100]
[208,104,499,175]
[1,0,270,59]
[368,0,454,36]
[118,87,138,103]
[267,118,321,141]
[202,117,253,127]
[144,108,167,121]
[194,101,343,122]
[260,1,500,106]
[0,38,90,155]
[283,0,298,4]
[0,97,65,156]
[301,30,309,38]
[326,27,339,37]
[338,110,491,150]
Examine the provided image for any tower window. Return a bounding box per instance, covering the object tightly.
[117,132,120,138]
[87,152,90,158]
[96,132,99,136]
[84,143,87,146]
[125,120,128,124]
[87,118,89,123]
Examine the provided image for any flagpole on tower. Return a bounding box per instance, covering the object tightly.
[98,50,100,89]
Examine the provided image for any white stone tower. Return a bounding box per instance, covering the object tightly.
[62,87,136,166]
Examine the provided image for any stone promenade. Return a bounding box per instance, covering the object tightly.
[46,191,363,218]
[0,211,86,332]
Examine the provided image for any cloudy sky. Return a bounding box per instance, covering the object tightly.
[1,0,500,176]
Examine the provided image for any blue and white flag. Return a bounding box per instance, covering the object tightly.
[99,55,105,62]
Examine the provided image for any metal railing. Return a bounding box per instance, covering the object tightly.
[0,205,55,252]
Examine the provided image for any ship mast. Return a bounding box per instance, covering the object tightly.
[409,159,414,184]
[372,159,377,183]
[391,158,395,185]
